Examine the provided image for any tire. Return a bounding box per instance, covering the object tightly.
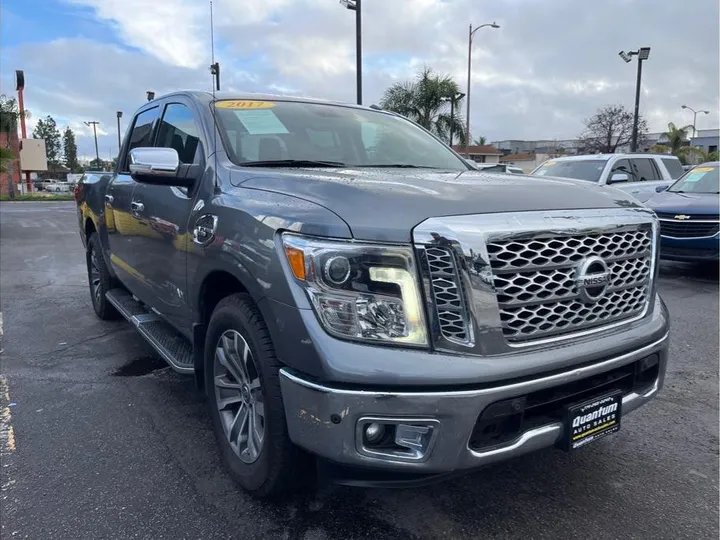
[86,233,120,320]
[204,293,311,498]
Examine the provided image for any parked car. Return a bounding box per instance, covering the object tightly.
[44,179,71,192]
[646,162,719,262]
[530,153,685,202]
[76,92,669,497]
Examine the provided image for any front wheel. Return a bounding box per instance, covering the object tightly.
[204,293,311,498]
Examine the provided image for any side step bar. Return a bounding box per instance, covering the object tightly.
[106,288,194,374]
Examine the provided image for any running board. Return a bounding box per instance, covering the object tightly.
[106,289,194,374]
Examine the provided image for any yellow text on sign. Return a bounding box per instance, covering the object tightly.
[692,167,714,173]
[215,100,275,110]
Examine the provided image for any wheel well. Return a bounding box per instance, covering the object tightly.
[194,271,249,391]
[199,270,248,325]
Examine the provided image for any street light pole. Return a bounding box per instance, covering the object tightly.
[116,111,123,154]
[618,47,650,152]
[84,121,100,162]
[681,104,710,143]
[465,22,499,154]
[340,0,362,105]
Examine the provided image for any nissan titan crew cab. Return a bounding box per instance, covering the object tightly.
[76,92,669,497]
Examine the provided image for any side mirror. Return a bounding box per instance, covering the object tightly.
[608,172,630,184]
[655,185,668,193]
[129,147,194,187]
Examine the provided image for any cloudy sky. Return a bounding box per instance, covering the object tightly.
[1,0,718,159]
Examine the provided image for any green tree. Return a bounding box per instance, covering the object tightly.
[380,67,467,146]
[579,105,648,153]
[0,95,31,199]
[63,127,80,172]
[32,115,62,170]
[473,136,487,145]
[0,147,15,173]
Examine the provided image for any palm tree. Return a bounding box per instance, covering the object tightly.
[473,136,487,145]
[662,122,692,155]
[380,67,467,146]
[0,95,31,199]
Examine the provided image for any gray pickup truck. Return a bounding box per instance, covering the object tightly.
[76,92,669,497]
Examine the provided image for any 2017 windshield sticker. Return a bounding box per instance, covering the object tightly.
[215,100,275,109]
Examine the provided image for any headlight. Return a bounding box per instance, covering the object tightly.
[281,233,428,347]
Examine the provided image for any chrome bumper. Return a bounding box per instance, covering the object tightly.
[279,333,669,474]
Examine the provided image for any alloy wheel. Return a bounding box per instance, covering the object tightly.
[213,329,265,464]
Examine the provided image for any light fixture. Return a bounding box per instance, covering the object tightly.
[339,0,357,10]
[618,51,632,63]
[146,91,155,101]
[638,47,651,60]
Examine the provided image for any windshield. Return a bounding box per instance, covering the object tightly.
[668,165,719,194]
[213,99,468,170]
[531,159,607,182]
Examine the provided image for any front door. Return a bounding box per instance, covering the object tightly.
[128,101,205,333]
[106,105,160,294]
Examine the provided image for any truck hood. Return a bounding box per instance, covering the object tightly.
[233,168,643,242]
[647,190,720,215]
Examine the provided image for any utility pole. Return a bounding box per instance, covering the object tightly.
[340,0,362,105]
[441,92,465,147]
[84,121,100,162]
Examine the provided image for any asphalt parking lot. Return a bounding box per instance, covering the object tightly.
[1,201,718,540]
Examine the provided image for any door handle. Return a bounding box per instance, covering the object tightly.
[130,201,145,215]
[105,194,114,204]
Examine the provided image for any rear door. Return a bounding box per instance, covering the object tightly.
[105,105,160,293]
[127,100,205,332]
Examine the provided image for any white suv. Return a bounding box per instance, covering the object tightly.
[531,154,685,202]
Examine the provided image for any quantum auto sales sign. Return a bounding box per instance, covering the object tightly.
[565,392,622,451]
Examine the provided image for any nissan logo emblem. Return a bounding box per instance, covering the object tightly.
[575,256,611,303]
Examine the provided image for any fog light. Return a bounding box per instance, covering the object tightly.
[364,422,385,444]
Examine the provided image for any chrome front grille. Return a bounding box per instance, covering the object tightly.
[425,246,470,343]
[488,230,652,342]
[414,209,658,355]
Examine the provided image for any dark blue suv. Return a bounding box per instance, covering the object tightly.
[648,162,719,262]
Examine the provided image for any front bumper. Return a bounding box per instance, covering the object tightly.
[279,332,668,476]
[660,236,719,262]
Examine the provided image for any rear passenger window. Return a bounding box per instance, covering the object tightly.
[662,157,684,179]
[630,158,659,181]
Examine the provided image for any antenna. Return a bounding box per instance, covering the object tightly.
[209,1,220,92]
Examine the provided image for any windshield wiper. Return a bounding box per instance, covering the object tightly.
[241,159,347,168]
[353,164,437,169]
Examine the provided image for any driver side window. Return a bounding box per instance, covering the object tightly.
[610,159,634,182]
[155,103,202,165]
